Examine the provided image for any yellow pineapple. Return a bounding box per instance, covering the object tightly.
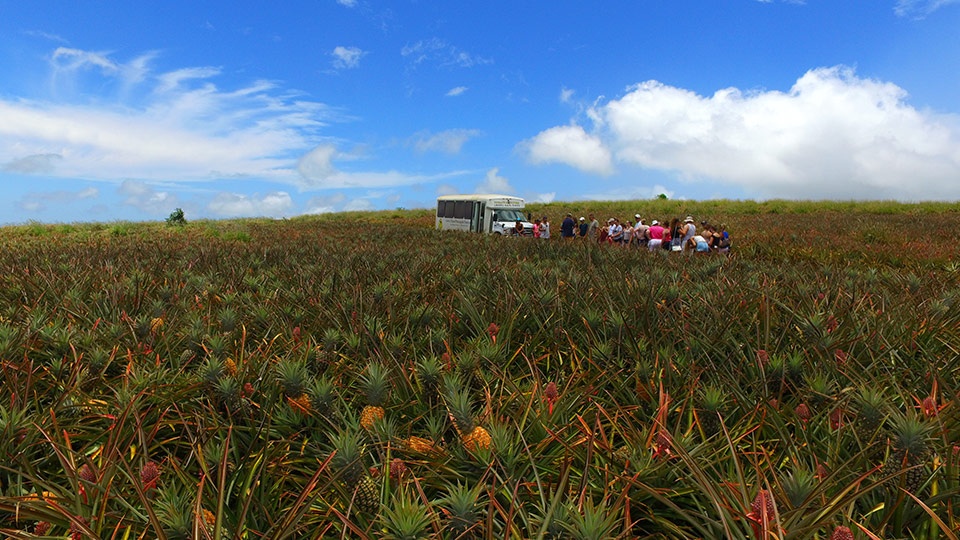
[447,387,492,453]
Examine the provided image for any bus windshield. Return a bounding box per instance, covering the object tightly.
[493,209,526,222]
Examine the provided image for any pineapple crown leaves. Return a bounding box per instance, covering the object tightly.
[443,387,477,435]
[563,498,620,540]
[276,358,311,398]
[438,482,481,528]
[329,429,366,482]
[415,355,442,385]
[699,384,725,411]
[360,362,391,407]
[379,490,436,540]
[887,411,934,456]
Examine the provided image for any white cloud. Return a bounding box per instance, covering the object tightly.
[52,47,118,73]
[304,193,346,214]
[895,0,960,18]
[446,86,468,97]
[2,153,63,174]
[332,46,365,69]
[0,48,333,187]
[531,192,556,203]
[208,191,293,217]
[475,167,513,194]
[297,142,468,188]
[436,183,459,196]
[343,197,374,211]
[337,0,358,7]
[411,129,480,154]
[519,125,615,175]
[16,186,99,212]
[401,39,491,68]
[119,180,178,215]
[297,144,339,182]
[528,66,960,200]
[560,87,575,104]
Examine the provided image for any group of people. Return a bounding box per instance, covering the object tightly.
[522,212,732,254]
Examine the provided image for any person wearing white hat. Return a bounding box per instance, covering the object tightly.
[633,217,649,248]
[578,217,588,238]
[680,216,697,253]
[647,219,665,251]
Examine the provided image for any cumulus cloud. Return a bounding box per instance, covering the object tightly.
[410,129,481,154]
[119,180,179,215]
[304,193,346,214]
[531,192,556,203]
[894,0,960,18]
[446,86,468,97]
[332,46,365,69]
[208,191,294,217]
[520,125,615,175]
[524,66,960,200]
[475,167,513,194]
[343,197,375,212]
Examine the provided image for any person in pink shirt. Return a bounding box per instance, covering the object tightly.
[647,220,665,251]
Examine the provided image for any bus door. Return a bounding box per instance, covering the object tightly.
[472,202,485,233]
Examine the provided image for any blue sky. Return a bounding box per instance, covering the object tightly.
[1,0,959,224]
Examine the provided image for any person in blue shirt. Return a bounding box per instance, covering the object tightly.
[560,213,576,239]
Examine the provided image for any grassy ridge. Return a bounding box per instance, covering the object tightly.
[0,202,958,538]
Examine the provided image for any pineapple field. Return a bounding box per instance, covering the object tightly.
[1,200,958,539]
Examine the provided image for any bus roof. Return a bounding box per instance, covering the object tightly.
[437,194,525,207]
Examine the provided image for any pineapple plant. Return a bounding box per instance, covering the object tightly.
[696,384,725,438]
[359,362,390,430]
[439,482,481,539]
[415,355,443,402]
[276,358,310,399]
[329,430,380,514]
[276,358,312,415]
[886,412,932,494]
[445,387,492,453]
[854,387,888,459]
[379,489,433,540]
[307,376,338,421]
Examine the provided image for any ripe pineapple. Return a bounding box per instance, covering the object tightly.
[446,388,492,453]
[403,436,441,456]
[223,357,238,377]
[886,413,932,493]
[359,362,390,430]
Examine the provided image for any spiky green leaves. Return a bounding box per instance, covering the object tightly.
[360,362,390,408]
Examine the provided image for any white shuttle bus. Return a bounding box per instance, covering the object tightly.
[436,194,534,236]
